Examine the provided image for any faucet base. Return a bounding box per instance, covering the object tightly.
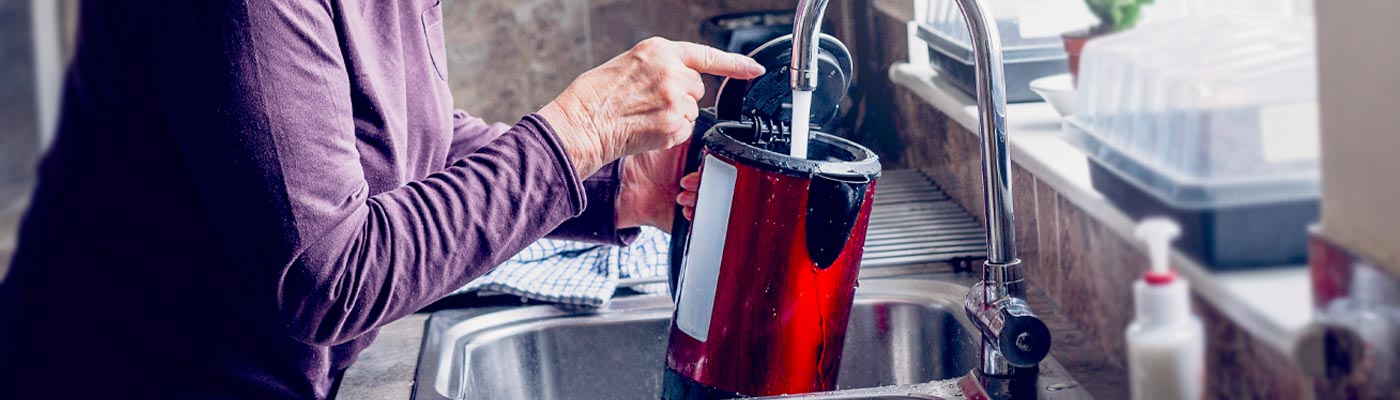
[979,340,1043,378]
[959,368,1041,400]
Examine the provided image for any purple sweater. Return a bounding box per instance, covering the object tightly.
[0,0,637,398]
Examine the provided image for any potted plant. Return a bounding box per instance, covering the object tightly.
[1063,0,1154,82]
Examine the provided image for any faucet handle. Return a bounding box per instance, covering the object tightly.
[967,283,1052,370]
[993,300,1051,367]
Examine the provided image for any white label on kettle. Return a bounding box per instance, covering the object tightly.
[675,155,738,342]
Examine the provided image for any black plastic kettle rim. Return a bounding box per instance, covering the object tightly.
[702,121,881,179]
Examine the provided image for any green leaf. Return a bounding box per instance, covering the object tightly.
[1121,3,1141,29]
[1083,0,1153,32]
[1111,1,1126,27]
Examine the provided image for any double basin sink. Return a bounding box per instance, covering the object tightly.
[412,279,1088,399]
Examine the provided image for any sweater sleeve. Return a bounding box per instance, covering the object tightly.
[152,0,588,346]
[446,110,511,163]
[449,111,640,246]
[547,155,642,245]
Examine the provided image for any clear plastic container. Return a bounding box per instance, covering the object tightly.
[1061,15,1320,268]
[919,0,1095,56]
[914,0,1096,102]
[1065,15,1320,208]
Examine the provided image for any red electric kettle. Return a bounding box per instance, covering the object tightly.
[662,34,880,399]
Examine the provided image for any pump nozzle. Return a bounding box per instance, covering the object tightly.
[1134,218,1181,283]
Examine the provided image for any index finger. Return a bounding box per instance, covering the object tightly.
[669,41,765,80]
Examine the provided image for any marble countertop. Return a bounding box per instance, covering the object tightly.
[888,62,1313,354]
[338,313,429,400]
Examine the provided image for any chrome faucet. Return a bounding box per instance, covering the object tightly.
[791,0,1050,381]
[791,0,831,92]
[942,0,1052,380]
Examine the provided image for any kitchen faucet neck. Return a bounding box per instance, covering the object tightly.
[791,0,831,92]
[957,0,1015,264]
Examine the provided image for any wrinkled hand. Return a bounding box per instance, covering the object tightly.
[538,37,764,178]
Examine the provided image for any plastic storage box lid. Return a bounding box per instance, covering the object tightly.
[917,0,1096,62]
[1062,15,1320,209]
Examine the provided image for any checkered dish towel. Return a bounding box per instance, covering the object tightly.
[453,227,671,307]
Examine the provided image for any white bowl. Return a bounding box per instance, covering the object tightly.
[1029,74,1075,117]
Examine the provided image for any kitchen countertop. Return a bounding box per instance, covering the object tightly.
[338,313,429,400]
[0,183,33,282]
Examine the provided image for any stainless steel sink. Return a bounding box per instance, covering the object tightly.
[413,279,1088,399]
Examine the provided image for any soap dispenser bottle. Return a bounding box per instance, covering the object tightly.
[1127,218,1204,400]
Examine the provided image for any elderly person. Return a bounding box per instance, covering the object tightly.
[0,0,755,398]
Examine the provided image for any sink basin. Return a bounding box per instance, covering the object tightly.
[413,279,1088,399]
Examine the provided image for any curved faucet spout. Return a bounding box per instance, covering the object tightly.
[942,0,1048,379]
[954,0,1014,264]
[791,0,832,92]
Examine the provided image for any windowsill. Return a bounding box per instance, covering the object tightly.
[888,62,1312,354]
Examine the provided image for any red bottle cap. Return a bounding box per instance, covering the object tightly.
[1145,269,1177,285]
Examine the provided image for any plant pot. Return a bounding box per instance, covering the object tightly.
[1060,29,1100,84]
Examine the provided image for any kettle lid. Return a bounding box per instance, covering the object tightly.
[713,34,852,131]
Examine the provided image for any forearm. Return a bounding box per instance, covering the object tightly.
[278,115,586,346]
[448,108,641,246]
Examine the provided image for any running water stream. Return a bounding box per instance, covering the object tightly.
[790,90,813,159]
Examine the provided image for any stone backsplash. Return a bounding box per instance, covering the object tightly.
[439,0,861,125]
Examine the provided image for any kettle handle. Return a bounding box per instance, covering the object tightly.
[667,110,719,300]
